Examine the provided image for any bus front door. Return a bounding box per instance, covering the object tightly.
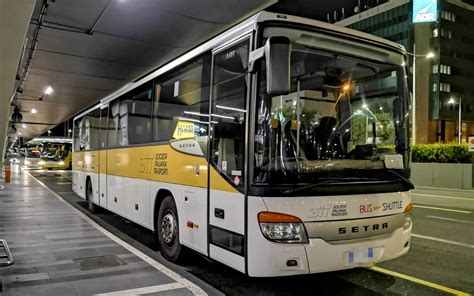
[208,37,250,273]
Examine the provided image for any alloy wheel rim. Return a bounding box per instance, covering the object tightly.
[161,212,176,244]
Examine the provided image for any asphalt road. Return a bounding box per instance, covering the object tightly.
[28,170,474,295]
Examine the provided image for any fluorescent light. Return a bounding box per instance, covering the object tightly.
[211,113,235,120]
[177,117,209,125]
[216,105,246,113]
[184,111,210,117]
[44,86,53,95]
[22,124,27,128]
[31,108,37,114]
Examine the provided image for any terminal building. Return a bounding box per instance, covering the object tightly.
[336,0,474,143]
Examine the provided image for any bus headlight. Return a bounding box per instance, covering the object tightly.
[258,212,308,244]
[38,160,45,165]
[58,161,65,165]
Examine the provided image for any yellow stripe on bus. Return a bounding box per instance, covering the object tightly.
[73,145,238,193]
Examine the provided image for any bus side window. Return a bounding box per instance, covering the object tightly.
[78,109,101,151]
[152,53,211,142]
[210,39,249,186]
[99,106,109,149]
[117,82,153,146]
[73,119,81,152]
[108,100,120,148]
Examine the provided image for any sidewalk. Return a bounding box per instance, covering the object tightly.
[0,169,205,296]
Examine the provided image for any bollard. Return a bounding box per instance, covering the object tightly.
[5,163,11,183]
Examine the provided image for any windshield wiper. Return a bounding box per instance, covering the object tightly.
[384,169,414,189]
[282,177,378,194]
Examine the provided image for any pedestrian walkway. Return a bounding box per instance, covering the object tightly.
[0,170,205,296]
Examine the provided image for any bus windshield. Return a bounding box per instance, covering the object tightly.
[254,28,410,185]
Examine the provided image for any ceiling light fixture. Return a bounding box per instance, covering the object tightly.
[426,52,435,59]
[31,108,37,114]
[44,85,53,95]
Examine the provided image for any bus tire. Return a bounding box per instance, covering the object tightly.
[157,196,181,261]
[86,179,96,214]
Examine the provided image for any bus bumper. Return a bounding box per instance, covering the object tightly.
[304,226,411,273]
[247,226,411,277]
[247,196,411,277]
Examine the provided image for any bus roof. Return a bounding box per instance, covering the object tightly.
[75,11,406,121]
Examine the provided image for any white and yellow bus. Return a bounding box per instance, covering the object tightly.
[72,11,414,277]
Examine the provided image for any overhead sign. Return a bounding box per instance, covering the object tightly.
[413,0,438,23]
[469,136,474,152]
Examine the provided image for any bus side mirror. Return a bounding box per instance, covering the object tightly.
[265,36,291,96]
[248,36,291,96]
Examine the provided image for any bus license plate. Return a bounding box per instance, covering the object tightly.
[344,247,383,266]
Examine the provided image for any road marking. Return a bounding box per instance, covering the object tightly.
[427,215,474,225]
[413,205,471,214]
[94,282,183,296]
[412,233,474,249]
[414,186,474,192]
[28,172,207,296]
[369,266,470,296]
[413,193,474,202]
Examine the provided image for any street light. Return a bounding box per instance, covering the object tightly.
[405,46,435,144]
[448,97,462,143]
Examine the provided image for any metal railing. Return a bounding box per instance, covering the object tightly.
[0,239,14,267]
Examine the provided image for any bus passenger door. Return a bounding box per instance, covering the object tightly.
[98,105,109,208]
[208,37,250,273]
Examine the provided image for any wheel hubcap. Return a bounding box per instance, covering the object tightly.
[161,212,176,244]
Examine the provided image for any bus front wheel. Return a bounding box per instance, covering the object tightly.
[86,179,96,214]
[157,196,182,261]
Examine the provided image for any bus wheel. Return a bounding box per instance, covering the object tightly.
[86,179,96,213]
[157,196,181,261]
